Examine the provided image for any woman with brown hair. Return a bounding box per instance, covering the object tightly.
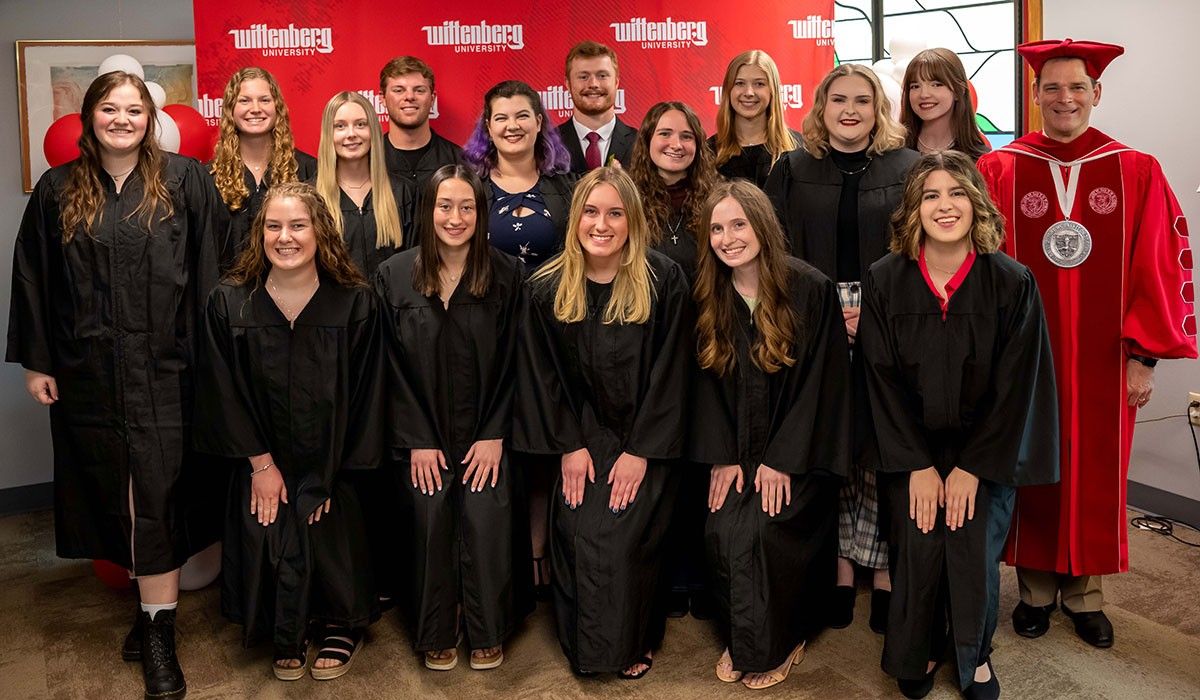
[195,182,385,682]
[375,165,530,671]
[514,167,690,680]
[708,50,801,188]
[859,151,1057,699]
[209,67,317,272]
[765,63,920,632]
[628,101,718,280]
[900,48,990,161]
[691,181,849,689]
[8,70,218,700]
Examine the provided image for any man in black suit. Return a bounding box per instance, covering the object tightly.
[556,41,637,174]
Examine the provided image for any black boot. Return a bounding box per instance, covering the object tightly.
[123,605,144,661]
[141,610,186,699]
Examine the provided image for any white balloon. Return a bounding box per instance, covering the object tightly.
[179,543,221,591]
[97,54,145,79]
[892,58,910,83]
[145,81,167,109]
[876,74,903,122]
[871,59,896,76]
[888,36,927,63]
[156,111,181,152]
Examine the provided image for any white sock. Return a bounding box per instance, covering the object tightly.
[140,601,178,621]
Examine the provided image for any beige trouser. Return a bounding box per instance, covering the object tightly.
[1017,567,1104,612]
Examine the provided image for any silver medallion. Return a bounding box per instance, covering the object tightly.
[1042,220,1092,268]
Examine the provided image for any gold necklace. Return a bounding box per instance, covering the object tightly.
[926,259,961,276]
[105,165,136,180]
[918,136,955,152]
[340,177,371,190]
[266,274,319,322]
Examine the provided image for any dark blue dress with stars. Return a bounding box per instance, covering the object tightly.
[488,181,560,271]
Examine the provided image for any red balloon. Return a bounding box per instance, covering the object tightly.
[43,113,83,167]
[91,559,133,590]
[967,80,979,112]
[162,104,216,162]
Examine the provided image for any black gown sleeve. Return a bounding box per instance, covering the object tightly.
[7,174,56,374]
[761,276,852,476]
[475,263,523,442]
[341,289,385,470]
[687,366,739,466]
[193,289,270,459]
[181,158,222,317]
[373,269,441,457]
[512,282,586,455]
[956,268,1059,486]
[763,154,794,250]
[623,264,689,460]
[859,265,934,472]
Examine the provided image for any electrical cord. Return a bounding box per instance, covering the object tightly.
[1128,400,1200,547]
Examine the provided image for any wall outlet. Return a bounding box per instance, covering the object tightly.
[1190,392,1200,426]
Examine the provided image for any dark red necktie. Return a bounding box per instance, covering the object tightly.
[585,132,601,170]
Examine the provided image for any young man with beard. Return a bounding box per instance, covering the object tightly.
[978,38,1196,650]
[380,56,463,192]
[557,41,637,173]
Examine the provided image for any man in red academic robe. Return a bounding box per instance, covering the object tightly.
[979,38,1196,648]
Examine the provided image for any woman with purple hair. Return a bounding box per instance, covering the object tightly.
[462,80,576,272]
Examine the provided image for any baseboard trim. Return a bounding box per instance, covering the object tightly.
[0,482,52,517]
[1128,480,1200,528]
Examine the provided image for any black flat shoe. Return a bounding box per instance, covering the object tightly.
[1011,600,1056,638]
[666,590,689,618]
[123,606,144,661]
[828,586,855,629]
[962,658,1000,700]
[1062,605,1114,648]
[897,661,941,699]
[869,589,890,634]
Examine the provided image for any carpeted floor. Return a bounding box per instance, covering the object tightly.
[1,508,1197,699]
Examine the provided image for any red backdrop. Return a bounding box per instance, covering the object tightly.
[193,1,835,154]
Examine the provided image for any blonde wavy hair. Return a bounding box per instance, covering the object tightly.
[60,72,173,241]
[713,50,798,169]
[531,167,654,325]
[210,67,302,210]
[315,91,404,249]
[802,64,907,158]
[694,181,798,375]
[889,150,1005,259]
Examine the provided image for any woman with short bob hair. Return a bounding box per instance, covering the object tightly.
[765,63,920,633]
[514,167,690,679]
[709,50,801,187]
[900,48,990,161]
[859,151,1058,699]
[691,180,849,689]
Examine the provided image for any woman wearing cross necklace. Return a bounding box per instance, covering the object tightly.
[765,63,919,635]
[208,67,317,274]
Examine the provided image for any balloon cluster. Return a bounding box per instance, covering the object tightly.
[866,38,978,121]
[42,53,215,168]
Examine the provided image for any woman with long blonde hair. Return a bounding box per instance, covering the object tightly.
[9,70,219,700]
[514,167,690,680]
[709,50,801,188]
[196,182,384,682]
[765,63,920,634]
[691,181,849,689]
[209,66,317,272]
[314,91,414,276]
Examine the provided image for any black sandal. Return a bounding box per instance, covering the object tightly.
[310,626,363,681]
[617,654,653,680]
[272,641,309,681]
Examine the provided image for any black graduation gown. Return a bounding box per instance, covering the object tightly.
[312,175,416,277]
[858,252,1058,688]
[194,280,385,652]
[652,220,698,282]
[383,128,463,194]
[7,154,220,575]
[513,250,690,672]
[375,247,532,651]
[211,151,318,273]
[690,258,851,672]
[706,131,801,190]
[764,146,919,468]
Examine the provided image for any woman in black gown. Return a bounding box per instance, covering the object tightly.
[196,182,384,682]
[691,180,849,689]
[8,70,217,700]
[708,50,801,188]
[765,64,920,631]
[859,151,1058,699]
[514,167,690,679]
[376,165,530,671]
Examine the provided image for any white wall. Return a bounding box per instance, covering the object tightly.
[0,0,194,491]
[1044,0,1200,501]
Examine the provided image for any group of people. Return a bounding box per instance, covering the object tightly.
[7,34,1194,700]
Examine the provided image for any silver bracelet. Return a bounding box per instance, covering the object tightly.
[251,462,275,477]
